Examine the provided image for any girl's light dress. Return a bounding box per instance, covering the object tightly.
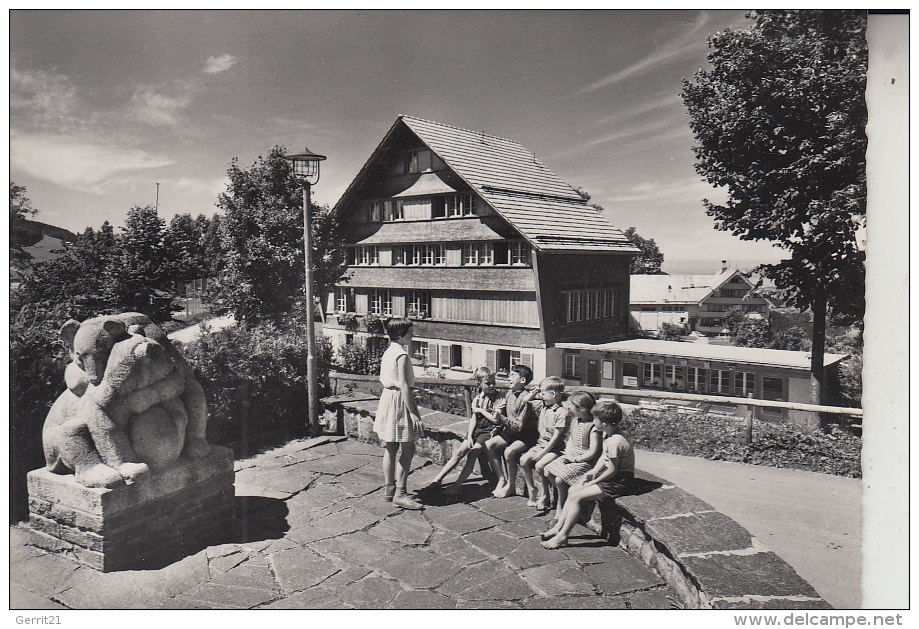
[374,342,424,443]
[545,419,597,485]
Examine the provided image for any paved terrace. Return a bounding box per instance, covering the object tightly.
[11,435,677,610]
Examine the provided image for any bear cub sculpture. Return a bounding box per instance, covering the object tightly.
[42,312,211,488]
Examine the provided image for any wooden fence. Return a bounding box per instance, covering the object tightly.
[328,372,862,444]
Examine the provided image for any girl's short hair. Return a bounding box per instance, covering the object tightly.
[567,391,596,414]
[385,317,413,341]
[592,400,624,427]
[474,366,495,382]
[510,364,533,385]
[539,376,565,392]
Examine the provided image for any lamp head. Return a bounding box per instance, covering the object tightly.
[285,147,326,185]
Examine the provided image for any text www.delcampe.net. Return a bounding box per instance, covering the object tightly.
[734,615,904,627]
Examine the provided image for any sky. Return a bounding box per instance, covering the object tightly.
[9,9,791,274]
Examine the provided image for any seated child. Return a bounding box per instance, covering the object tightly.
[541,400,635,549]
[519,376,570,512]
[426,366,504,494]
[544,391,600,520]
[486,364,539,498]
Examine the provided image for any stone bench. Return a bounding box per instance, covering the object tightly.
[323,393,831,610]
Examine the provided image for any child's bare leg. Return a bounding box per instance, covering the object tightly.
[534,453,558,510]
[496,441,526,497]
[396,440,415,491]
[542,484,604,549]
[486,435,508,496]
[382,442,399,500]
[520,450,539,505]
[451,444,482,487]
[554,476,570,522]
[433,441,470,484]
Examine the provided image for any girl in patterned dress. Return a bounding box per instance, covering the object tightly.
[544,391,600,521]
[374,317,424,509]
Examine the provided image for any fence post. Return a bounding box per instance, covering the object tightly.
[463,385,473,418]
[744,392,754,445]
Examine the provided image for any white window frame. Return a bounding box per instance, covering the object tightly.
[369,289,392,317]
[564,354,580,379]
[335,287,348,313]
[509,241,528,266]
[734,371,755,397]
[407,290,431,319]
[644,362,662,387]
[412,340,429,364]
[433,244,446,266]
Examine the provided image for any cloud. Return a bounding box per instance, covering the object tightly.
[10,131,173,194]
[130,88,191,126]
[591,93,684,128]
[10,67,88,133]
[175,176,229,198]
[572,11,715,96]
[548,117,681,160]
[604,177,729,205]
[204,54,237,74]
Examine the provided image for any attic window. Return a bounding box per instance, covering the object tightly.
[396,149,433,174]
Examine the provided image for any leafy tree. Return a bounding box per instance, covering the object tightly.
[164,213,212,288]
[215,147,347,325]
[682,10,867,414]
[19,223,118,319]
[623,227,665,274]
[107,206,175,320]
[10,182,39,270]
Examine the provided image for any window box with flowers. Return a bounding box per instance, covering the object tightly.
[337,312,359,330]
[362,314,386,336]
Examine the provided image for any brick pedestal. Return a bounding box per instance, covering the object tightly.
[27,446,236,572]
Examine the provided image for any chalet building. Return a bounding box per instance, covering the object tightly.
[325,115,640,382]
[556,339,847,429]
[629,264,773,335]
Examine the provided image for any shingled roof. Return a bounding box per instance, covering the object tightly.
[335,115,640,254]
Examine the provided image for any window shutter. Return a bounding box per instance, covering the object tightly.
[463,346,472,370]
[440,345,450,368]
[521,353,533,369]
[486,350,496,371]
[429,344,439,367]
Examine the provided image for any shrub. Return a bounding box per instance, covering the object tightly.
[622,408,861,477]
[9,301,72,522]
[336,341,385,375]
[659,321,687,340]
[181,319,332,458]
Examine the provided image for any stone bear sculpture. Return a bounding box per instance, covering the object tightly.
[42,312,211,488]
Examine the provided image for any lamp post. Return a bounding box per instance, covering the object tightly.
[285,147,326,437]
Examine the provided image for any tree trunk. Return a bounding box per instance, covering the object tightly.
[810,291,827,429]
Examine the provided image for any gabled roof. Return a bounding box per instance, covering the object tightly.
[630,268,763,305]
[334,115,640,254]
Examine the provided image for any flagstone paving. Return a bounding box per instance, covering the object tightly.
[10,436,677,609]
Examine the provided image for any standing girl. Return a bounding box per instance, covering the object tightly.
[374,317,424,509]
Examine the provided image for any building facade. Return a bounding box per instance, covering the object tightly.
[556,339,846,429]
[325,116,639,382]
[629,266,773,335]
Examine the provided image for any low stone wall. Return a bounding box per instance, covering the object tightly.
[28,446,236,572]
[324,395,831,610]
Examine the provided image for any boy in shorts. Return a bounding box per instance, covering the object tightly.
[486,364,539,498]
[426,366,504,494]
[541,400,634,549]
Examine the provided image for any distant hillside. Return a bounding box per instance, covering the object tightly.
[12,219,78,249]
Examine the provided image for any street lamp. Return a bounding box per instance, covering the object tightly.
[285,147,326,437]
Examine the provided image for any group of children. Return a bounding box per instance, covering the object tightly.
[374,317,634,549]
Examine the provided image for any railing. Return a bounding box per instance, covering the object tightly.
[327,371,862,444]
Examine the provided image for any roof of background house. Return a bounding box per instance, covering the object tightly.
[335,115,640,254]
[556,338,847,370]
[629,268,768,304]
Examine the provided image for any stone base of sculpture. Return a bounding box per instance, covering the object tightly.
[28,446,235,572]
